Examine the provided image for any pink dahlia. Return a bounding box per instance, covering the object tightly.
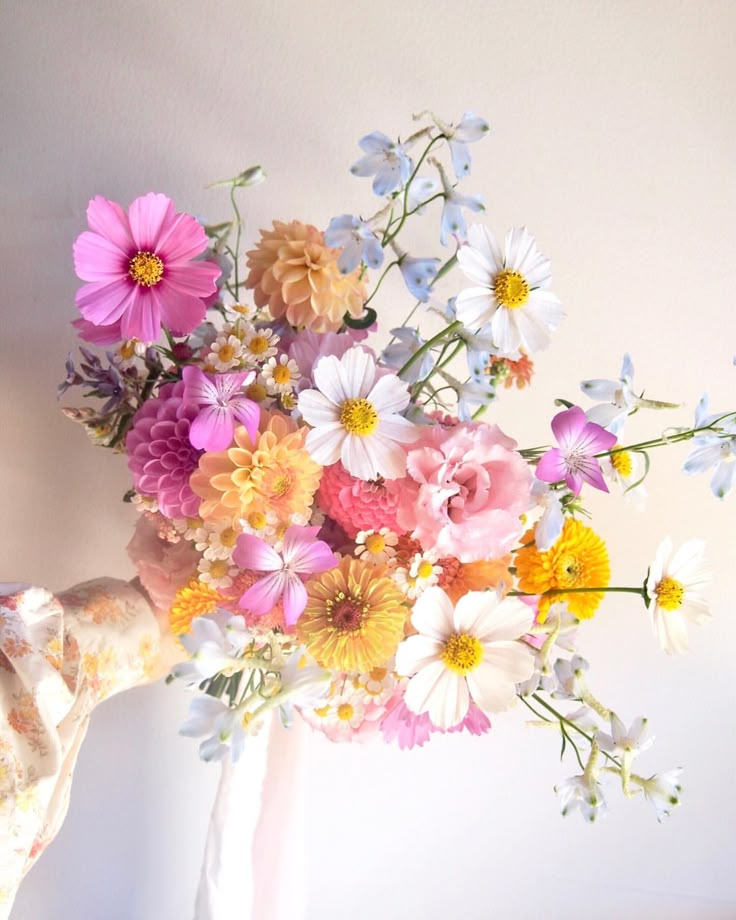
[126,381,203,519]
[396,422,533,562]
[316,461,405,538]
[73,193,221,343]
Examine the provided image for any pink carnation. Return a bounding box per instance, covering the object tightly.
[316,461,405,538]
[396,422,533,562]
[126,381,203,519]
[126,515,199,612]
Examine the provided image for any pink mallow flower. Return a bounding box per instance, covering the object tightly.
[535,406,616,496]
[182,365,260,452]
[396,422,533,563]
[233,526,338,626]
[73,193,221,343]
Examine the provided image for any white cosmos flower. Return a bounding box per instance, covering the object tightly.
[646,537,712,655]
[395,587,535,729]
[455,225,563,357]
[298,346,420,480]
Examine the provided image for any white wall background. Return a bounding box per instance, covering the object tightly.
[2,1,736,917]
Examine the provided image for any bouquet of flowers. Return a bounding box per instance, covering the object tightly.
[59,110,734,823]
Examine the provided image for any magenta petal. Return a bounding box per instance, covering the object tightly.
[579,459,610,493]
[232,534,282,572]
[164,261,221,297]
[76,278,136,327]
[551,406,587,450]
[72,317,123,344]
[535,448,567,484]
[182,364,218,404]
[128,193,175,251]
[215,372,253,401]
[281,576,308,626]
[121,288,161,342]
[289,540,338,576]
[576,422,617,454]
[566,471,584,497]
[231,398,260,445]
[157,285,207,336]
[86,196,134,253]
[189,405,235,452]
[239,572,285,615]
[73,231,128,281]
[156,214,210,264]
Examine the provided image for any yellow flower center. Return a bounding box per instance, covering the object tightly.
[328,592,367,632]
[247,511,267,530]
[219,527,238,548]
[364,533,386,554]
[369,666,387,682]
[337,703,355,721]
[493,269,529,309]
[218,343,236,363]
[441,633,483,675]
[314,704,330,718]
[340,398,379,436]
[273,364,292,385]
[610,447,633,478]
[208,560,230,579]
[128,251,164,287]
[272,474,292,497]
[248,335,269,355]
[655,576,685,611]
[417,560,435,580]
[555,553,584,588]
[246,382,268,403]
[120,340,137,360]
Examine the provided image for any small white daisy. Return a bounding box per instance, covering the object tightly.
[208,333,245,371]
[242,326,279,364]
[353,663,399,705]
[226,302,258,323]
[394,553,442,599]
[131,493,159,514]
[354,528,399,565]
[298,346,420,480]
[645,537,711,655]
[600,444,647,509]
[203,521,243,561]
[262,354,301,395]
[455,225,563,356]
[197,557,238,589]
[239,509,278,539]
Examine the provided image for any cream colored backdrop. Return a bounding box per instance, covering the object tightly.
[2,1,735,918]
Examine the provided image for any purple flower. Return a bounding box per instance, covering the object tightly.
[233,526,338,626]
[535,406,617,496]
[182,365,260,452]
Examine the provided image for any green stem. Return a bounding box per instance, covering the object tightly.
[382,135,445,246]
[397,319,462,380]
[363,259,400,308]
[529,693,623,770]
[230,185,242,292]
[509,585,645,598]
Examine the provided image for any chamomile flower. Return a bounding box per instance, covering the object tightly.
[262,354,301,395]
[353,664,399,705]
[198,557,238,590]
[239,509,278,540]
[600,444,647,509]
[355,528,399,565]
[242,326,279,363]
[226,302,258,323]
[455,225,563,357]
[394,553,442,599]
[645,537,711,655]
[208,333,245,372]
[202,521,242,561]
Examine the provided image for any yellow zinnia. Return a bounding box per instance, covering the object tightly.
[298,557,408,672]
[514,519,610,621]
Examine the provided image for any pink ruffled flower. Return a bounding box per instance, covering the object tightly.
[535,405,617,496]
[182,365,259,452]
[316,461,405,538]
[126,515,199,612]
[396,422,533,562]
[233,526,338,626]
[126,381,203,519]
[73,193,221,343]
[380,699,491,749]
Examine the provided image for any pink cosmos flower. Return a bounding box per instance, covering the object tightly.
[73,193,221,343]
[72,317,123,345]
[233,526,338,626]
[396,422,534,562]
[380,699,491,749]
[182,365,260,452]
[535,406,617,496]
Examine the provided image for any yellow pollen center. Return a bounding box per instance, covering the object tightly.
[610,447,633,478]
[272,474,292,497]
[369,667,387,682]
[314,704,330,718]
[339,398,379,436]
[219,527,238,548]
[417,560,435,580]
[246,382,268,403]
[493,269,529,309]
[248,335,269,355]
[247,511,267,530]
[273,364,292,385]
[208,560,230,579]
[120,340,137,360]
[337,703,355,722]
[441,633,483,675]
[655,576,685,611]
[128,251,164,287]
[218,343,236,363]
[556,554,583,588]
[364,533,386,554]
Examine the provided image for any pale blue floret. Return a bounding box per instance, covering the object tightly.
[350,131,413,196]
[447,112,490,180]
[381,327,435,385]
[324,214,384,274]
[439,189,484,246]
[682,393,736,498]
[399,255,441,302]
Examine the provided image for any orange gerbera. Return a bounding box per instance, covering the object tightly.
[298,557,408,672]
[190,411,322,526]
[514,519,610,621]
[245,220,367,332]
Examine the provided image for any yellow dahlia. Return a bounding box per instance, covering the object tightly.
[297,557,408,672]
[245,220,367,332]
[169,580,222,636]
[190,411,322,526]
[514,519,610,621]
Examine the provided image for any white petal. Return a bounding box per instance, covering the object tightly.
[395,634,444,676]
[466,224,503,271]
[411,586,455,640]
[368,373,411,415]
[313,354,348,405]
[457,245,493,286]
[305,423,344,465]
[403,659,449,715]
[456,289,496,329]
[426,669,470,729]
[298,390,340,426]
[341,346,376,399]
